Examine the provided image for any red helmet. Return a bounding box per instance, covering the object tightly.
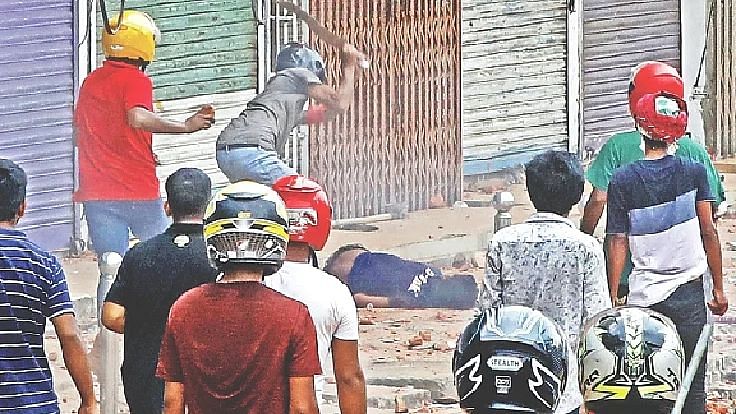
[272,175,332,251]
[628,62,684,117]
[632,93,688,144]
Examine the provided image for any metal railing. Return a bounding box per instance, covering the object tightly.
[97,252,123,414]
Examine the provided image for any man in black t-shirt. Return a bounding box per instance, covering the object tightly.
[101,168,218,414]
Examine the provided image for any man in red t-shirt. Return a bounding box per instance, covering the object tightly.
[74,11,213,261]
[157,182,320,414]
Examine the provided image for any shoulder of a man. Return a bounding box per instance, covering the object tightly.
[120,235,163,271]
[676,136,709,157]
[586,130,640,190]
[17,240,64,283]
[168,284,209,317]
[609,161,639,186]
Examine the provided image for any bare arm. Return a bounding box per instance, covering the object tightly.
[307,45,361,120]
[163,381,186,414]
[51,314,97,413]
[581,188,607,235]
[101,302,125,334]
[353,294,391,308]
[332,339,367,414]
[606,234,628,304]
[127,106,213,134]
[697,201,729,315]
[289,376,319,414]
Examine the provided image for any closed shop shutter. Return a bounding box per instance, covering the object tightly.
[583,0,681,151]
[0,0,75,250]
[463,0,569,175]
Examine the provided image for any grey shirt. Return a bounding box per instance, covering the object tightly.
[217,68,322,155]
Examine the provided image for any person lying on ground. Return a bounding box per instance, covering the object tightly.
[323,244,477,309]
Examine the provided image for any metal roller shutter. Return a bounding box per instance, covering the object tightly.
[0,0,76,250]
[463,0,569,175]
[583,0,681,152]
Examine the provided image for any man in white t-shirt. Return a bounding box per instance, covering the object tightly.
[268,175,367,413]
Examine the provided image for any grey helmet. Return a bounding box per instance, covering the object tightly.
[275,43,326,82]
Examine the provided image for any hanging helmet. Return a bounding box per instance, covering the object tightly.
[102,10,160,63]
[453,306,568,413]
[272,175,332,251]
[579,307,684,414]
[204,181,290,275]
[275,43,327,82]
[628,62,684,117]
[632,93,688,144]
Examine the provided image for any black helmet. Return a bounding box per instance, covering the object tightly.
[453,306,568,413]
[204,181,290,275]
[579,307,684,414]
[275,43,326,82]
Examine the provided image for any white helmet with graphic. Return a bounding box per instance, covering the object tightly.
[579,306,684,414]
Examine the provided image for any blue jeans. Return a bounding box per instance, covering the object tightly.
[649,278,707,414]
[84,200,168,257]
[216,146,295,185]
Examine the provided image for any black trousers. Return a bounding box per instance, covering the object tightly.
[649,278,708,414]
[122,366,164,414]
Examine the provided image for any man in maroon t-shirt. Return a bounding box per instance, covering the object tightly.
[157,181,321,414]
[74,11,213,262]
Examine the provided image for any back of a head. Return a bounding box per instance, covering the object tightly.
[525,150,584,216]
[453,306,568,414]
[102,10,160,64]
[628,61,684,117]
[204,181,290,275]
[632,93,688,147]
[0,159,27,222]
[272,175,332,252]
[579,307,684,414]
[323,243,367,279]
[165,168,212,218]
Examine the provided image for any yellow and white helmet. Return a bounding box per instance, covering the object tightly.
[204,181,289,274]
[579,306,684,414]
[102,10,160,63]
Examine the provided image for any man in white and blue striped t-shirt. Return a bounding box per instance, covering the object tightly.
[0,159,97,414]
[607,93,729,414]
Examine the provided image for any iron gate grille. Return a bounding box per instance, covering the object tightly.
[308,0,462,219]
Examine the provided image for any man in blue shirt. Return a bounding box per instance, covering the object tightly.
[607,93,728,414]
[0,159,97,414]
[324,246,477,309]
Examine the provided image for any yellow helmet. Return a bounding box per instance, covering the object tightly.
[102,10,160,63]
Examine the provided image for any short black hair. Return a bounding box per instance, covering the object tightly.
[0,159,27,221]
[323,243,367,275]
[643,137,669,150]
[165,168,212,217]
[525,150,584,216]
